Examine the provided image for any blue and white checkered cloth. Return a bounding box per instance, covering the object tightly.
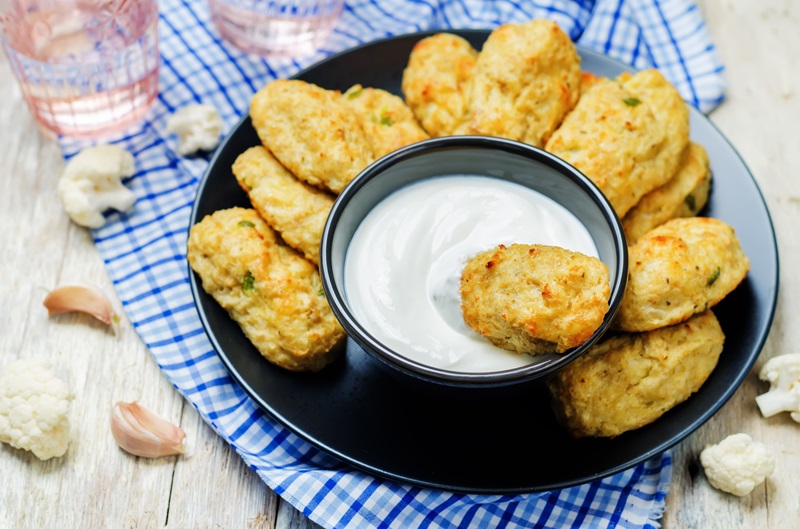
[61,0,727,527]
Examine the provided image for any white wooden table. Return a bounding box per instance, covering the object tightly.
[2,1,798,527]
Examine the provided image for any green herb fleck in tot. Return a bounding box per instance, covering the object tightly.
[242,271,256,295]
[707,266,721,287]
[623,97,642,107]
[684,194,697,212]
[318,287,325,297]
[347,88,363,99]
[378,107,393,126]
[238,220,256,228]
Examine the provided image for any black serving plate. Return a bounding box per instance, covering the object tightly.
[189,30,779,493]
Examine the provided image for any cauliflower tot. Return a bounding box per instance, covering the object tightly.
[249,79,373,194]
[187,207,345,372]
[459,19,582,147]
[615,217,749,332]
[460,244,610,355]
[342,84,429,159]
[233,146,334,265]
[622,141,712,243]
[547,310,724,438]
[545,70,689,217]
[401,33,478,137]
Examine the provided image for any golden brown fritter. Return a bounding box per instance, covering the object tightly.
[233,146,334,265]
[249,79,373,194]
[623,142,712,243]
[458,19,581,147]
[187,208,345,372]
[621,69,690,183]
[342,84,429,159]
[401,33,478,137]
[460,244,610,355]
[545,69,689,217]
[615,217,749,332]
[547,310,724,438]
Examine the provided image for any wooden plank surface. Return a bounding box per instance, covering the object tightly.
[662,1,800,527]
[0,45,307,529]
[1,1,797,527]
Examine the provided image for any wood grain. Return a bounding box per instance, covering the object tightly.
[0,49,316,529]
[1,1,797,527]
[663,1,800,527]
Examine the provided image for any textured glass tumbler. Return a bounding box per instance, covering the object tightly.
[209,0,344,57]
[0,0,160,139]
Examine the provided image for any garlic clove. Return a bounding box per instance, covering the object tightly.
[111,401,187,458]
[43,284,118,326]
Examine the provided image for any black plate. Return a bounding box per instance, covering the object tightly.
[189,30,779,493]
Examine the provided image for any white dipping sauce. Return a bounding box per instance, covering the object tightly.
[344,175,599,373]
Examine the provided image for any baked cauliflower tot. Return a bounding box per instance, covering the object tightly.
[188,208,345,372]
[401,33,478,137]
[457,19,582,147]
[615,217,749,332]
[342,84,429,159]
[460,244,610,355]
[622,141,712,243]
[545,69,689,217]
[250,79,373,194]
[233,145,334,265]
[548,310,725,438]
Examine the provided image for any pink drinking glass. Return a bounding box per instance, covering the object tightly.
[209,0,344,57]
[0,0,160,139]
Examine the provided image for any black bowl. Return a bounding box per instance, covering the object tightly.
[320,136,628,388]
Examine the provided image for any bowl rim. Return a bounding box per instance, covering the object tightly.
[320,135,628,387]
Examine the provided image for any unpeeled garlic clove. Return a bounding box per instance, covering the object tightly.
[43,284,118,326]
[111,401,186,458]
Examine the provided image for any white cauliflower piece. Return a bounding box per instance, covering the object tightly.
[700,433,775,496]
[755,353,800,422]
[0,359,74,460]
[166,103,224,155]
[57,144,136,228]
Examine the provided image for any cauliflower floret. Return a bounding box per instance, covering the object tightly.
[755,353,800,422]
[166,103,224,155]
[0,359,74,460]
[700,433,775,496]
[57,144,137,228]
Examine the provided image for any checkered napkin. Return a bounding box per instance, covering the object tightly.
[60,0,726,527]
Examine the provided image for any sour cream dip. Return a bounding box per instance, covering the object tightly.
[344,175,599,373]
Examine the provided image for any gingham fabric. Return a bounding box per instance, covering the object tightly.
[59,0,726,527]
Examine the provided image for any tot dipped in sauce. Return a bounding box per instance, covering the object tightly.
[461,243,610,355]
[344,175,601,373]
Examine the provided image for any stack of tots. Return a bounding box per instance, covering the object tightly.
[188,70,431,371]
[188,19,750,437]
[404,19,748,438]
